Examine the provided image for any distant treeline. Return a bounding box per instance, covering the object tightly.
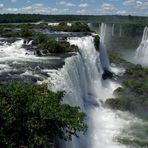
[0,14,148,24]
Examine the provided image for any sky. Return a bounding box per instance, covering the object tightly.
[0,0,148,16]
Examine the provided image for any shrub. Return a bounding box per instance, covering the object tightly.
[94,35,100,51]
[20,25,34,37]
[0,81,87,147]
[48,22,91,32]
[32,34,78,53]
[71,22,91,32]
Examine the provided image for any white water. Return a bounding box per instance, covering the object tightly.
[0,39,63,82]
[135,26,148,66]
[99,23,125,74]
[48,22,59,26]
[0,39,58,62]
[119,25,122,37]
[49,36,131,148]
[99,23,110,71]
[112,24,115,36]
[0,39,36,61]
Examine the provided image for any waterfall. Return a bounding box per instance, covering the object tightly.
[112,24,115,36]
[119,25,122,37]
[49,36,127,148]
[99,23,110,71]
[98,23,125,75]
[135,26,148,66]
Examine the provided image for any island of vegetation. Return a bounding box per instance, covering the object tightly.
[0,22,94,54]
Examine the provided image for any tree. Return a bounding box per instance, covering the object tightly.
[20,25,34,37]
[0,81,87,147]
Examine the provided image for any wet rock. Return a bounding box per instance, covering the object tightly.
[102,69,113,80]
[35,49,42,56]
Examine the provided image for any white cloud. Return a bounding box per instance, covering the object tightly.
[56,1,76,8]
[123,0,142,8]
[101,3,116,12]
[141,2,148,9]
[0,3,4,9]
[116,10,127,15]
[109,0,119,1]
[2,3,61,14]
[11,0,17,3]
[66,3,76,7]
[63,8,69,12]
[59,1,66,5]
[123,0,148,10]
[6,8,18,12]
[79,3,89,8]
[77,9,87,14]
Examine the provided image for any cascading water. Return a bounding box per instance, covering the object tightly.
[99,23,110,72]
[119,25,122,37]
[0,39,35,61]
[49,35,129,148]
[112,24,115,36]
[99,23,125,75]
[135,26,148,66]
[0,39,64,83]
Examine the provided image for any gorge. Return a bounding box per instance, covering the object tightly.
[0,21,148,148]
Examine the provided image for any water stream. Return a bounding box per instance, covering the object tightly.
[135,26,148,67]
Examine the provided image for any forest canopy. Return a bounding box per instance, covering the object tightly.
[0,14,148,24]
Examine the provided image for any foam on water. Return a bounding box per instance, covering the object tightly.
[0,39,53,62]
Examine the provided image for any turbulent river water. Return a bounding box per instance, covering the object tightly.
[0,25,147,148]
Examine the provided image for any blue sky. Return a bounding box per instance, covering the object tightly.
[0,0,148,16]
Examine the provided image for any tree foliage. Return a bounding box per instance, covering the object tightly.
[0,14,148,24]
[32,34,78,53]
[0,81,87,147]
[20,25,34,37]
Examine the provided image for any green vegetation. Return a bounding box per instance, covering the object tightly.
[19,25,35,37]
[118,120,148,147]
[32,34,78,54]
[124,64,148,96]
[0,81,87,147]
[0,27,19,37]
[0,14,148,24]
[48,22,91,32]
[0,24,35,38]
[106,52,148,113]
[119,137,148,147]
[0,24,16,37]
[106,64,148,112]
[108,51,128,64]
[71,22,91,32]
[94,35,100,51]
